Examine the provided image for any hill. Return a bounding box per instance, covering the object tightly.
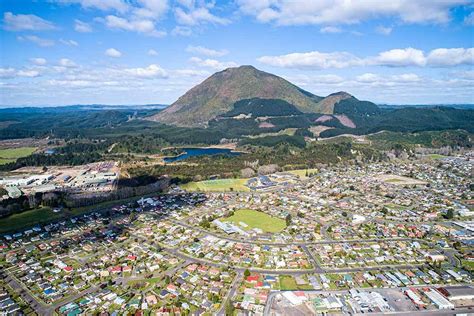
[149,65,323,127]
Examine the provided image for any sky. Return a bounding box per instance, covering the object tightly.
[0,0,473,107]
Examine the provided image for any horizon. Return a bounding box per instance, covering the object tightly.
[1,1,473,106]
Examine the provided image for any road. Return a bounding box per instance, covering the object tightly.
[216,271,243,316]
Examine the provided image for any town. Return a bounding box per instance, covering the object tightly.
[0,151,473,315]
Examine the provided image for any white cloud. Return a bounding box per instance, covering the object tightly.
[258,47,474,69]
[426,48,474,66]
[105,48,122,58]
[186,45,228,57]
[374,48,426,67]
[74,19,92,32]
[465,12,474,25]
[320,26,342,34]
[30,58,47,65]
[17,35,55,47]
[237,0,469,25]
[390,73,421,82]
[59,58,77,68]
[356,73,381,83]
[375,25,392,35]
[102,15,166,37]
[148,49,159,56]
[122,64,168,78]
[172,26,192,36]
[60,39,79,46]
[133,0,169,20]
[3,12,56,31]
[57,0,129,13]
[0,67,40,78]
[189,57,238,70]
[174,6,230,26]
[257,51,363,69]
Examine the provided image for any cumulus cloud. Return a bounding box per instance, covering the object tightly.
[17,35,55,47]
[174,5,230,26]
[3,12,56,31]
[375,25,392,35]
[58,58,77,68]
[102,15,166,37]
[121,64,168,78]
[186,45,228,57]
[172,26,192,36]
[258,51,363,69]
[373,48,426,67]
[60,39,79,47]
[0,67,40,78]
[426,48,474,66]
[320,26,342,34]
[56,0,129,13]
[133,0,169,20]
[105,48,122,58]
[30,58,47,65]
[189,57,238,70]
[236,0,469,25]
[148,49,158,56]
[258,47,474,69]
[74,19,92,32]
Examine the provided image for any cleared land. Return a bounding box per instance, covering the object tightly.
[287,168,318,179]
[0,147,36,165]
[0,207,60,234]
[377,174,427,186]
[181,178,250,192]
[222,209,286,233]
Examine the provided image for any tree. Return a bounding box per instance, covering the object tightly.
[225,300,235,315]
[341,211,348,217]
[445,209,454,219]
[285,214,292,226]
[244,269,250,277]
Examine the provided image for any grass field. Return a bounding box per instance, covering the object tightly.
[181,178,250,192]
[0,207,61,234]
[222,209,286,233]
[287,168,318,178]
[427,154,447,159]
[0,147,36,165]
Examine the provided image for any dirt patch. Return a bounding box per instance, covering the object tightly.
[334,114,356,128]
[259,122,275,128]
[315,115,333,123]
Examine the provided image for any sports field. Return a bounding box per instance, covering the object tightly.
[181,178,250,192]
[222,209,286,233]
[0,147,36,165]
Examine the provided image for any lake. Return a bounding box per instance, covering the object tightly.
[163,147,241,163]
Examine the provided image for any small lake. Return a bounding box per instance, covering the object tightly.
[163,147,241,163]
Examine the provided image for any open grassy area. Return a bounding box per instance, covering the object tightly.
[222,209,286,233]
[0,147,36,165]
[427,154,447,159]
[181,178,250,192]
[0,207,61,234]
[287,168,318,178]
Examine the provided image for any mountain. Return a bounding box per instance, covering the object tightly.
[149,65,323,127]
[315,91,353,114]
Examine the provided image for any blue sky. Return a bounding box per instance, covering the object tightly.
[1,0,473,106]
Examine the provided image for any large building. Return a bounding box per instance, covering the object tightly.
[438,286,474,301]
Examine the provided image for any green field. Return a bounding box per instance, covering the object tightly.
[0,147,36,165]
[222,209,286,233]
[287,168,318,178]
[181,178,250,192]
[427,154,447,159]
[0,207,62,234]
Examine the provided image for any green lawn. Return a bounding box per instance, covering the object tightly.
[0,147,36,165]
[287,168,319,178]
[221,209,286,233]
[427,154,446,160]
[0,207,62,233]
[279,275,297,290]
[181,178,250,192]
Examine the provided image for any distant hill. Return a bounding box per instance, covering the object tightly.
[149,65,323,127]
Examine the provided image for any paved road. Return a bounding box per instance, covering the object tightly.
[216,271,242,316]
[4,271,49,315]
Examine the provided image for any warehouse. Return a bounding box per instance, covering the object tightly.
[423,288,455,310]
[438,286,474,301]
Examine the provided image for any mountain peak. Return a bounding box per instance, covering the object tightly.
[149,66,323,127]
[328,91,355,99]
